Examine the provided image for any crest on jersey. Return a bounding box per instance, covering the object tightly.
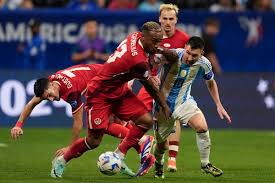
[180,70,187,78]
[163,43,171,48]
[94,118,102,125]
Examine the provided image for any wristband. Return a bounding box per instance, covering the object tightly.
[15,121,23,128]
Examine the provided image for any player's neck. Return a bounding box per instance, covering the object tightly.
[163,30,175,38]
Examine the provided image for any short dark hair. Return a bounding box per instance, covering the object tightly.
[34,78,49,97]
[141,21,161,34]
[186,36,205,50]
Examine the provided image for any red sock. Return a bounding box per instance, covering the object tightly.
[106,122,129,139]
[63,138,90,162]
[118,125,148,155]
[107,122,141,153]
[169,141,179,159]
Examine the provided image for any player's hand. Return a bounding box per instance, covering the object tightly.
[10,127,23,140]
[150,76,160,88]
[217,105,231,124]
[55,147,69,157]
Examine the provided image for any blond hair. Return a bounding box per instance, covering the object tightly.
[159,4,179,16]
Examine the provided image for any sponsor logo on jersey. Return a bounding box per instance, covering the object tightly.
[54,74,72,89]
[94,118,102,125]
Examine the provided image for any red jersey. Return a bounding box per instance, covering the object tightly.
[160,28,189,48]
[87,32,150,98]
[49,64,101,114]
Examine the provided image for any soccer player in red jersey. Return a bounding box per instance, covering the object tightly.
[10,64,152,177]
[51,21,178,178]
[136,4,190,173]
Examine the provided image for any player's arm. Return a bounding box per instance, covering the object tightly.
[139,77,170,118]
[10,96,43,139]
[71,107,83,143]
[156,48,179,64]
[206,79,231,123]
[55,106,84,157]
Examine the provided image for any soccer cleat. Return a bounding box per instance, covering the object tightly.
[50,155,66,178]
[201,163,223,177]
[140,135,154,163]
[120,159,135,177]
[167,159,177,172]
[154,161,165,179]
[135,153,156,177]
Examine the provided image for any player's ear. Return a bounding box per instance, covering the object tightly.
[201,50,204,56]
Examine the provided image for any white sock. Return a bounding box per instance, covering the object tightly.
[196,131,211,167]
[114,148,125,160]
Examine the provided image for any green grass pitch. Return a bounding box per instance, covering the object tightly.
[0,128,275,183]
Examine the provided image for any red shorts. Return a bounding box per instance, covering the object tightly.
[136,86,153,111]
[85,89,149,130]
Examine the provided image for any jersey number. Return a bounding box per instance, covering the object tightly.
[107,39,127,63]
[61,67,91,78]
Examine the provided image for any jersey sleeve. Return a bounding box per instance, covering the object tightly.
[200,57,214,80]
[66,92,83,114]
[131,61,150,80]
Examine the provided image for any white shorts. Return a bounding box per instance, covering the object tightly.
[154,99,202,143]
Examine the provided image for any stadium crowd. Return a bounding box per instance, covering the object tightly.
[0,0,274,12]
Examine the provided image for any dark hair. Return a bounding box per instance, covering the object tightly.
[186,36,205,50]
[141,21,161,34]
[34,78,49,97]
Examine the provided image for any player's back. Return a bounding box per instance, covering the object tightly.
[159,48,213,111]
[50,64,100,96]
[88,32,149,98]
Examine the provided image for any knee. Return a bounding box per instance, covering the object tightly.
[135,113,153,129]
[196,127,208,133]
[86,136,101,149]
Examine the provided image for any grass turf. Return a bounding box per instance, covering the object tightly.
[0,128,275,183]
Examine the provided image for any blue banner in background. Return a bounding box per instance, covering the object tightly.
[0,10,275,71]
[0,70,274,129]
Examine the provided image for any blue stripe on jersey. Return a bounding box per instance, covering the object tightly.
[167,66,190,112]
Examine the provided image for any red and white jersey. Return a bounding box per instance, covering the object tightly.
[87,32,150,98]
[49,64,101,114]
[150,29,189,76]
[161,28,189,49]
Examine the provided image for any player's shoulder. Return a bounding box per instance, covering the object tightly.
[175,29,189,39]
[195,56,212,70]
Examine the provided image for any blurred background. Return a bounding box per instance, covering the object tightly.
[0,0,274,129]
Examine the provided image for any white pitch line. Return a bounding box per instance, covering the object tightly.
[0,143,8,147]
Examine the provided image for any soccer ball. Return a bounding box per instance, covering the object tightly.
[97,151,122,176]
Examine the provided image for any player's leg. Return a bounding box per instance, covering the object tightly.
[113,90,155,176]
[167,120,181,172]
[51,95,110,178]
[188,112,223,177]
[153,109,176,178]
[153,140,167,179]
[51,129,105,178]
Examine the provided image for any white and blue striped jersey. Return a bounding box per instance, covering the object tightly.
[157,48,214,112]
